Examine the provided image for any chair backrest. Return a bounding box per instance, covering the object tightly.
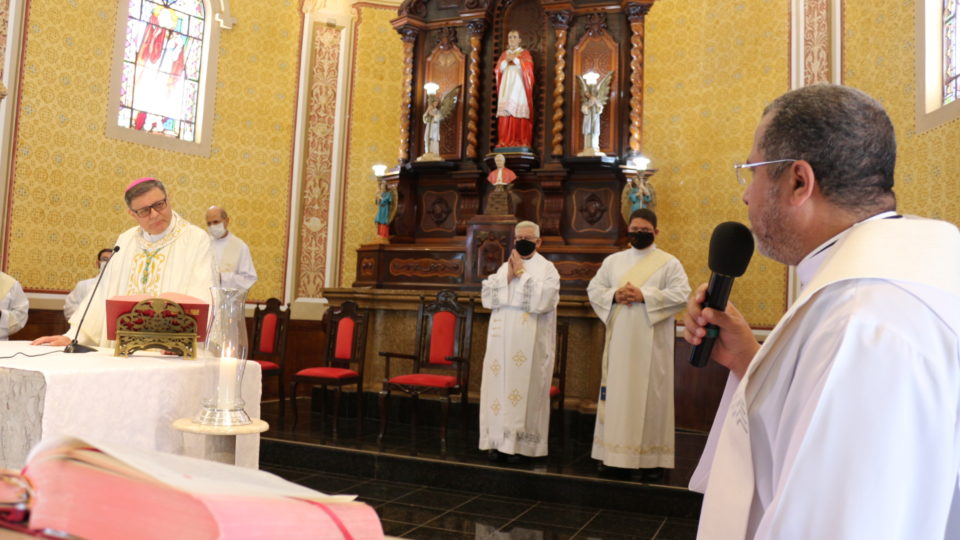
[251,298,291,366]
[413,289,474,373]
[552,321,569,405]
[323,301,368,374]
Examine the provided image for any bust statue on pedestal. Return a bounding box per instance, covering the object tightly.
[485,153,518,215]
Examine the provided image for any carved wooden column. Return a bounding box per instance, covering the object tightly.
[548,10,572,158]
[465,19,487,160]
[397,26,420,164]
[624,2,653,155]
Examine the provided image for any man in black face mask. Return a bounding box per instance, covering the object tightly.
[479,221,561,461]
[586,208,690,480]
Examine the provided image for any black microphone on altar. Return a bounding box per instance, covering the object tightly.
[689,222,754,368]
[64,245,120,354]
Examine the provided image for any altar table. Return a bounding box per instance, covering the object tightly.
[0,341,262,469]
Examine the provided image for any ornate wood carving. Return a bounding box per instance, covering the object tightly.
[549,11,571,157]
[511,188,543,224]
[571,187,615,232]
[360,256,376,277]
[424,28,466,159]
[397,26,419,164]
[572,14,619,156]
[538,169,565,236]
[625,2,653,154]
[398,0,427,18]
[389,258,463,278]
[474,231,508,280]
[554,260,602,281]
[465,20,487,159]
[420,190,459,233]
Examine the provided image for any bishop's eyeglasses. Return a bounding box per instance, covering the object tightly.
[130,198,168,217]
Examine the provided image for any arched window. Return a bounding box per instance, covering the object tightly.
[945,0,958,105]
[917,0,960,131]
[106,0,234,156]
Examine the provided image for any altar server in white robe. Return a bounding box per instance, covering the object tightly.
[588,208,690,472]
[0,272,28,339]
[205,206,258,293]
[63,248,114,321]
[684,84,960,539]
[479,221,560,458]
[33,178,215,348]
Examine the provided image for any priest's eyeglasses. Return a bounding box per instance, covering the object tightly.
[734,159,798,185]
[131,198,168,217]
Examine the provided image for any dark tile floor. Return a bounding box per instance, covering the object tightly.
[263,463,699,539]
[260,398,705,539]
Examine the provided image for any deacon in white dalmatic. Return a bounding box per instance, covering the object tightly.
[684,84,960,539]
[205,206,258,293]
[479,221,560,458]
[588,208,690,473]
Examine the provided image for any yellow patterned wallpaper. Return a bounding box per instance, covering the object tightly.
[643,0,790,327]
[5,0,302,302]
[338,4,404,286]
[844,3,960,226]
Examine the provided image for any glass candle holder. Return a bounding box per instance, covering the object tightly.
[194,286,251,426]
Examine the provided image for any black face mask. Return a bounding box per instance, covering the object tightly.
[627,231,655,250]
[515,239,537,256]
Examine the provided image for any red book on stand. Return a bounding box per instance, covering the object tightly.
[106,293,210,341]
[0,436,383,540]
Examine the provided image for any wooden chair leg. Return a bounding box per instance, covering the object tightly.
[318,386,327,432]
[410,394,419,453]
[290,380,300,428]
[356,384,364,437]
[377,390,388,449]
[332,386,342,439]
[278,375,286,419]
[440,396,450,456]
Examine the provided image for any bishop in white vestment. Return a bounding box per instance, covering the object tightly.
[479,221,560,457]
[33,178,215,349]
[588,209,690,470]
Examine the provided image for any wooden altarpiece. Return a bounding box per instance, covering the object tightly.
[355,0,658,293]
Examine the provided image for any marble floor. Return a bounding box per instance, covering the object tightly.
[259,397,707,539]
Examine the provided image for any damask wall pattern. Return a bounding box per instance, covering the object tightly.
[4,0,302,302]
[643,0,791,327]
[338,4,404,287]
[844,2,960,226]
[296,23,343,298]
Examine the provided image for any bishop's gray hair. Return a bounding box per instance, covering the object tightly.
[515,220,540,237]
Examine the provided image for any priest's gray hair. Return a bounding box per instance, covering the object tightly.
[124,178,167,207]
[515,220,540,237]
[760,84,896,217]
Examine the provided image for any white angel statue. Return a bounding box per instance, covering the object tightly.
[418,85,461,162]
[577,71,614,156]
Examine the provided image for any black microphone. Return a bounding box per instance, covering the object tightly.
[65,246,120,354]
[689,222,754,367]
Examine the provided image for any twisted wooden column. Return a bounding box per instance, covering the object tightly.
[625,3,652,155]
[549,11,571,157]
[465,20,487,160]
[397,26,419,164]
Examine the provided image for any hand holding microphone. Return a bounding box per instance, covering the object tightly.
[686,222,758,374]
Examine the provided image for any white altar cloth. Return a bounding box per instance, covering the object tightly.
[0,341,262,469]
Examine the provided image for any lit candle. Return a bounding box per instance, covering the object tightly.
[583,71,600,86]
[217,356,239,409]
[424,82,439,96]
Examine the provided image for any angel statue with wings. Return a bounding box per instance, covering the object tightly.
[418,85,461,162]
[577,71,613,157]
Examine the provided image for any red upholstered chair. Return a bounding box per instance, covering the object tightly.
[550,321,569,446]
[289,301,368,437]
[378,290,474,454]
[251,298,291,418]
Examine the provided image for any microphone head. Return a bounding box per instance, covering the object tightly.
[113,246,120,252]
[708,221,755,277]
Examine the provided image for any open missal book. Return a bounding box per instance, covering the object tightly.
[0,436,383,539]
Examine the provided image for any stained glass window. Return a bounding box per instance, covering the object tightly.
[946,0,958,104]
[117,0,206,142]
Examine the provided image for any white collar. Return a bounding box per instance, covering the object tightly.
[796,210,899,289]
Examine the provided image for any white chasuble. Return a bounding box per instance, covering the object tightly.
[479,253,560,457]
[693,216,960,540]
[587,246,690,469]
[69,212,216,347]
